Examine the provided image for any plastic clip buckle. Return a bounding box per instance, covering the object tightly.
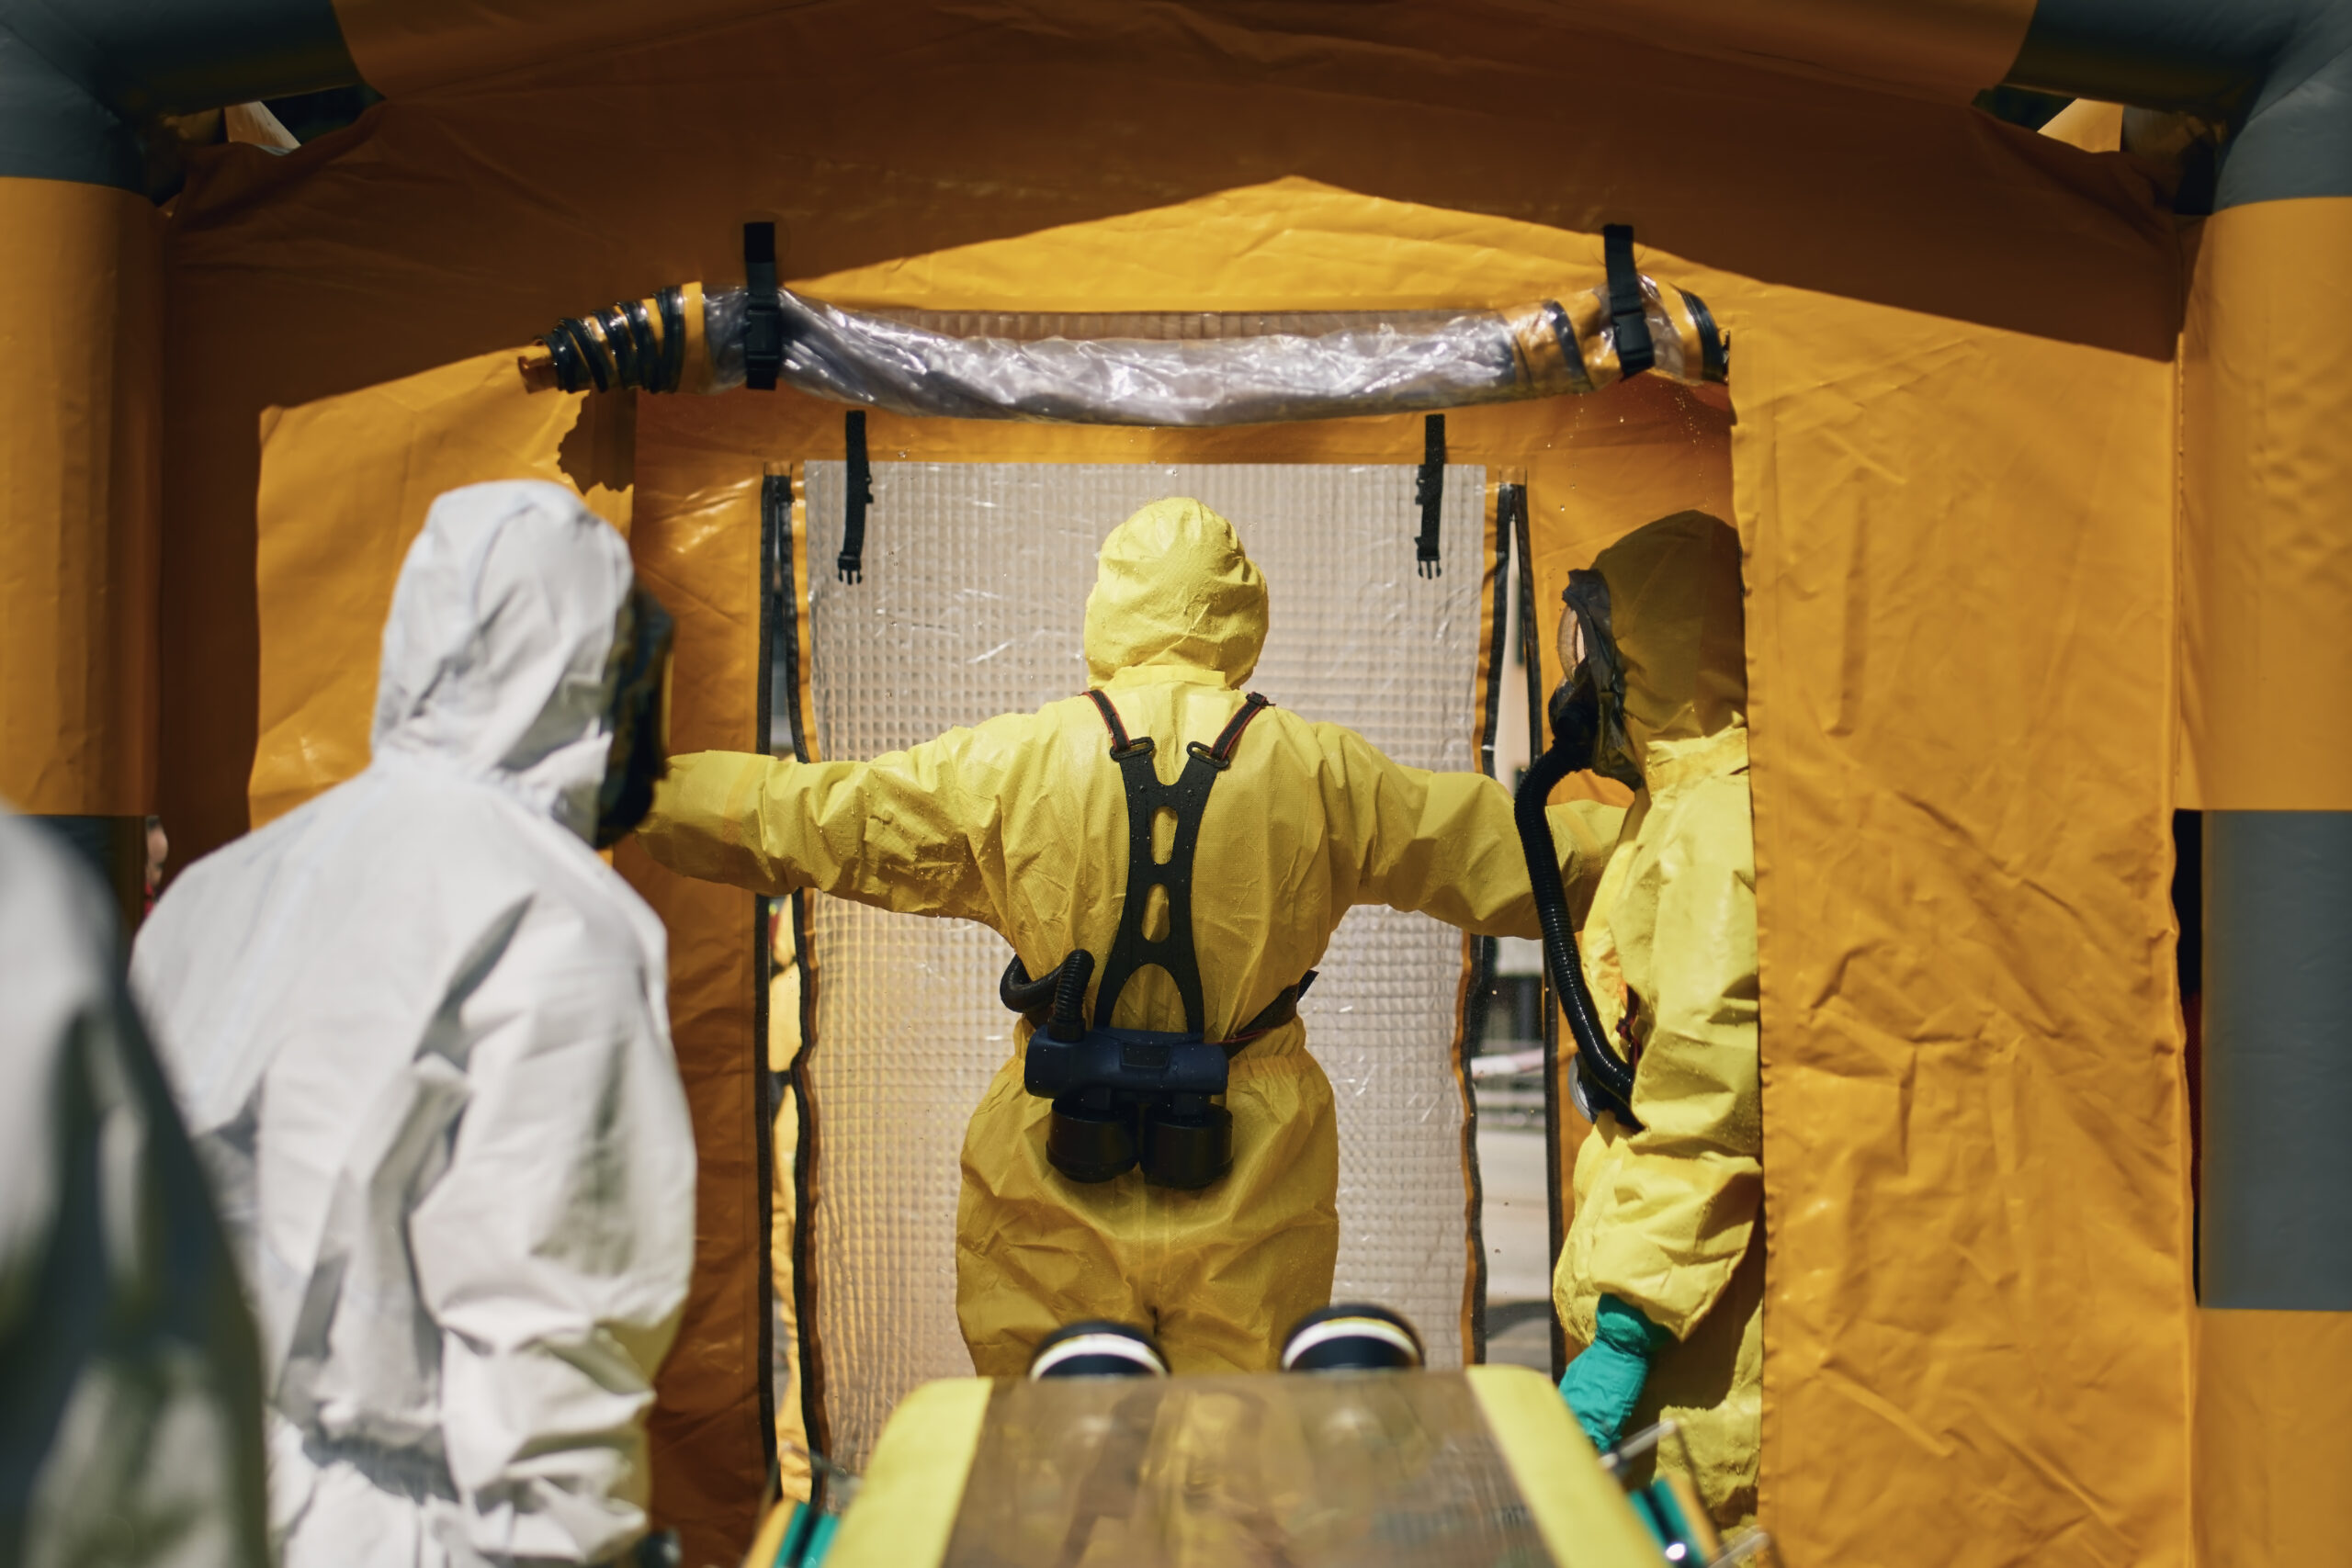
[838,410,872,582]
[1602,223,1655,379]
[1414,412,1445,577]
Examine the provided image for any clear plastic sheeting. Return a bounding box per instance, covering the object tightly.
[520,274,1727,417]
[700,279,1719,422]
[938,1373,1545,1567]
[793,462,1491,1466]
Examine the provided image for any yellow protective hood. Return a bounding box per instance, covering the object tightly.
[1082,499,1268,687]
[1592,510,1747,761]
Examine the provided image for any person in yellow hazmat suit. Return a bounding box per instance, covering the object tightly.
[1547,510,1760,1526]
[639,496,1616,1375]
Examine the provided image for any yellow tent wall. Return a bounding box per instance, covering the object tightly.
[162,8,2188,1564]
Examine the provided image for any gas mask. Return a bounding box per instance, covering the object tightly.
[1549,569,1644,791]
[593,583,675,850]
[1512,565,1645,1129]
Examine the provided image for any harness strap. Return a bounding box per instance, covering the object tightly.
[1193,692,1271,769]
[1082,688,1274,1040]
[1003,958,1317,1054]
[1084,687,1143,755]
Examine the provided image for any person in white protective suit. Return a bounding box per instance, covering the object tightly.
[131,481,696,1568]
[0,805,270,1568]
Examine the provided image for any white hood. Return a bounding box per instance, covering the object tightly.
[371,479,633,840]
[131,481,691,1568]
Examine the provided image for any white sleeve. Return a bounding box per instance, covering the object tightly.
[405,897,696,1566]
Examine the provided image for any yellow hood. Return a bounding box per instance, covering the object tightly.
[1591,510,1747,759]
[1082,498,1268,687]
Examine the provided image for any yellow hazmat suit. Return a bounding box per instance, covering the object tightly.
[639,498,1589,1374]
[1549,511,1761,1523]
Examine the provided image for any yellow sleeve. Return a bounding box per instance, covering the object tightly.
[634,718,1028,928]
[1318,725,1625,937]
[1584,778,1761,1340]
[1546,798,1629,921]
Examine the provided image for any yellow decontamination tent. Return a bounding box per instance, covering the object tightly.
[5,2,2347,1565]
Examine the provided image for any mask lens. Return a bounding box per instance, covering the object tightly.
[1547,666,1603,769]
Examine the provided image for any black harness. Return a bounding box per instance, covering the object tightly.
[1001,688,1313,1189]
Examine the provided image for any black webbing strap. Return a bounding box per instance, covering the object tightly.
[1085,687,1140,754]
[1193,691,1271,768]
[838,411,873,583]
[1414,413,1445,578]
[1602,223,1654,379]
[1082,690,1272,1037]
[743,221,785,391]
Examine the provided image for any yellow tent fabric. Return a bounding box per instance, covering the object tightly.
[0,179,159,816]
[252,351,634,826]
[164,11,2188,1562]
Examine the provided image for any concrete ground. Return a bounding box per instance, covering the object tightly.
[1477,1120,1555,1372]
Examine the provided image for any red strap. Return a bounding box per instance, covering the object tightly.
[1084,689,1136,753]
[1206,693,1272,762]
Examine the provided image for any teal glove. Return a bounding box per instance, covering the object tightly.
[1559,1294,1667,1451]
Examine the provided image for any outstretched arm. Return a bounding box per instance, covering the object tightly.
[635,717,1025,927]
[1318,723,1626,936]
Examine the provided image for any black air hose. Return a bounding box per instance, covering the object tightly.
[999,951,1096,1043]
[1047,951,1095,1041]
[1513,742,1642,1121]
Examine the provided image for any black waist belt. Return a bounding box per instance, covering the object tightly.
[1016,969,1317,1056]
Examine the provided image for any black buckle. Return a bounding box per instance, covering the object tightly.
[1414,412,1445,577]
[1184,739,1231,772]
[838,410,873,582]
[1602,223,1654,379]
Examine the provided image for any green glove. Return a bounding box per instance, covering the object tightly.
[1559,1294,1667,1451]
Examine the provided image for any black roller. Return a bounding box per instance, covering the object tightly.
[1029,1320,1169,1380]
[1282,1304,1425,1372]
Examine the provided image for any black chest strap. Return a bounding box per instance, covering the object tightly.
[1083,689,1270,1038]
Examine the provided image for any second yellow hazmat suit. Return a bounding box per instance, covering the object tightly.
[1550,510,1761,1524]
[639,498,1593,1375]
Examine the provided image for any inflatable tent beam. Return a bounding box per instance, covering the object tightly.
[2004,8,2352,1561]
[0,0,356,920]
[0,0,774,919]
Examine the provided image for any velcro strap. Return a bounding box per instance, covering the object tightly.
[742,221,785,391]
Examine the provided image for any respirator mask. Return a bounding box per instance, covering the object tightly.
[1549,569,1644,792]
[594,582,676,850]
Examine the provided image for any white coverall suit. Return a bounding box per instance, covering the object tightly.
[133,482,696,1568]
[0,806,269,1568]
